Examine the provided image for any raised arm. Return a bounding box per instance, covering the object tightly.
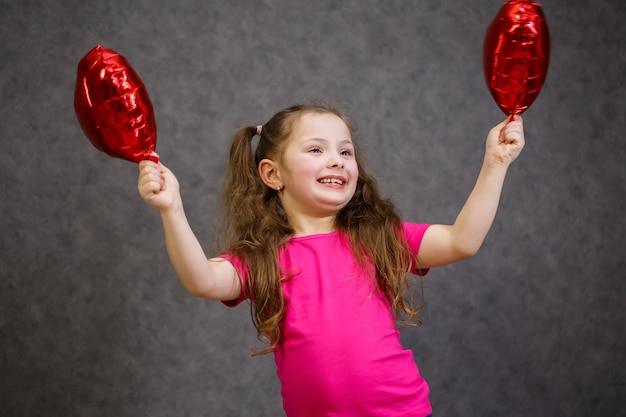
[417,116,525,268]
[137,161,240,300]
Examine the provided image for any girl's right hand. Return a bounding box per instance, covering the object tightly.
[137,160,181,212]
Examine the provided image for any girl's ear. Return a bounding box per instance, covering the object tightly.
[258,158,282,190]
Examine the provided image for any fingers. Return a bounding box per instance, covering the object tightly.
[139,159,167,172]
[138,159,165,196]
[484,115,526,166]
[500,116,525,145]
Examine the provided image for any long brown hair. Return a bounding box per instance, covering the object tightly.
[219,103,422,354]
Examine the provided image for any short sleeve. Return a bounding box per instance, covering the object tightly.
[218,253,250,307]
[402,222,432,276]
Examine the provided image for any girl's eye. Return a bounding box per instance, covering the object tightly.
[310,148,322,153]
[341,150,352,156]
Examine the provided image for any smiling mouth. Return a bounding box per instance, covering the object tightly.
[319,178,345,185]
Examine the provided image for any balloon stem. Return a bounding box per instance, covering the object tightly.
[147,152,160,163]
[505,113,516,124]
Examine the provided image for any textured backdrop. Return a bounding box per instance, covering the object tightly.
[1,0,624,416]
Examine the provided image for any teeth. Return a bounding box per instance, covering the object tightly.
[319,178,344,185]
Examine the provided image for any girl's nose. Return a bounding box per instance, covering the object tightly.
[328,152,344,168]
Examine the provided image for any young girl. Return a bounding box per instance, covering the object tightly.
[137,103,524,417]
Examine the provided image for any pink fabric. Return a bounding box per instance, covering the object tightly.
[223,223,432,417]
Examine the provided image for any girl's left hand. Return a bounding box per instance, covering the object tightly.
[485,115,525,167]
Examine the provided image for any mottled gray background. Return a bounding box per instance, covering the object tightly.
[1,0,624,416]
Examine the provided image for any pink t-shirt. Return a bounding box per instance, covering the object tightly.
[224,222,432,417]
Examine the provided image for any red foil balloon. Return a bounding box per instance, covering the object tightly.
[74,45,159,163]
[484,0,550,115]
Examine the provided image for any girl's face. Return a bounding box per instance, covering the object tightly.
[277,112,359,225]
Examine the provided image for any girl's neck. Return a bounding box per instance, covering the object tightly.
[289,215,336,237]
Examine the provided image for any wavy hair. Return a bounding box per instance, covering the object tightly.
[219,103,422,354]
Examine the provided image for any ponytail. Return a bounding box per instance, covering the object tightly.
[226,126,262,200]
[219,125,291,355]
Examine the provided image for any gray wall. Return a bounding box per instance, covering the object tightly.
[1,0,624,416]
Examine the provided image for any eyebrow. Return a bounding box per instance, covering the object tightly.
[302,137,354,146]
